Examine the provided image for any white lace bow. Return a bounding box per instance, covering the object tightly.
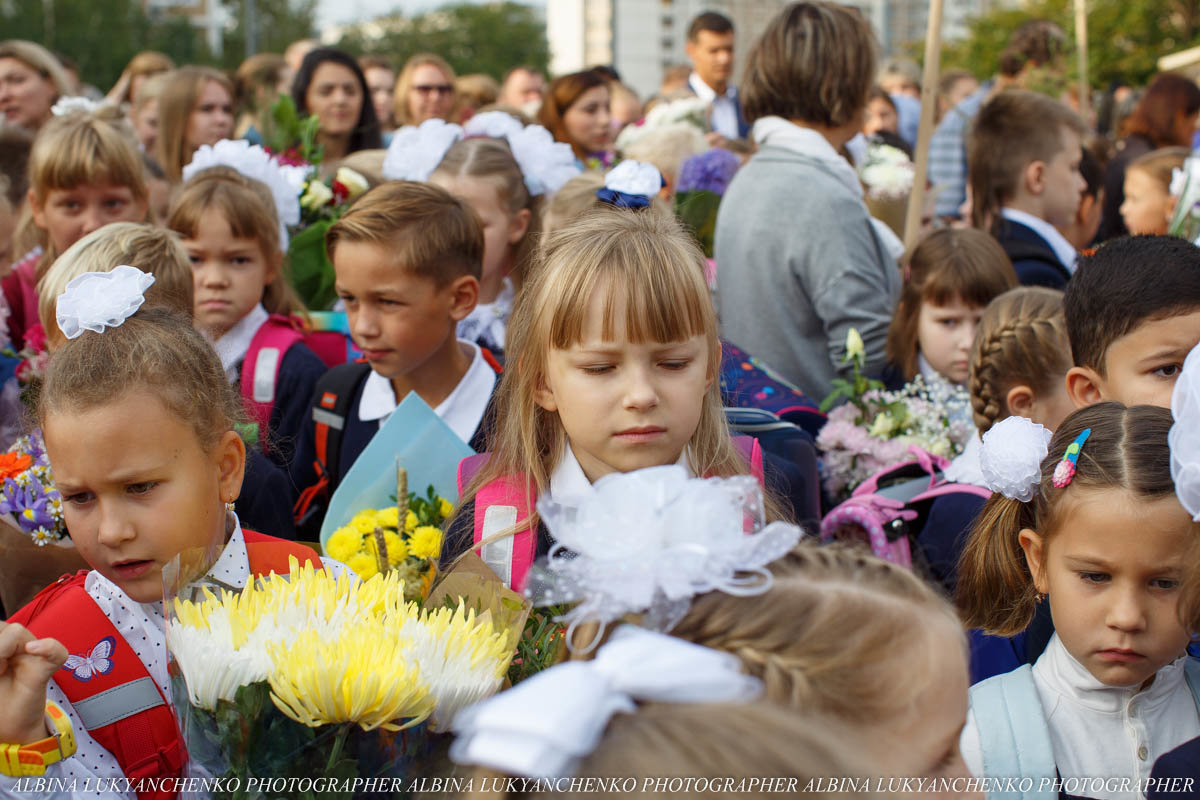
[382,119,464,182]
[526,466,802,651]
[1170,344,1200,520]
[604,159,664,197]
[979,416,1052,501]
[56,266,155,339]
[449,625,761,779]
[182,139,307,251]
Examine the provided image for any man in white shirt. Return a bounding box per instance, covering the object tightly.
[685,11,748,144]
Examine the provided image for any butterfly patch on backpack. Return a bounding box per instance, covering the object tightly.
[61,635,115,681]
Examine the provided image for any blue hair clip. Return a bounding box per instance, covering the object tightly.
[1052,428,1091,488]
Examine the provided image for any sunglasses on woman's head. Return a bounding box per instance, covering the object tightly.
[414,84,453,95]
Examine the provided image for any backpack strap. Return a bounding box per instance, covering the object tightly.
[469,469,538,592]
[293,362,373,524]
[731,434,764,486]
[909,481,992,504]
[242,528,322,576]
[241,315,305,450]
[13,576,184,800]
[970,665,1057,800]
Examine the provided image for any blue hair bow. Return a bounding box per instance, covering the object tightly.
[595,187,653,209]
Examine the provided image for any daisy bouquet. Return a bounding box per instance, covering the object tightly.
[167,558,514,796]
[816,330,973,499]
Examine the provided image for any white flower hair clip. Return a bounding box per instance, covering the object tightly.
[182,139,307,252]
[597,160,664,209]
[450,625,762,779]
[382,118,464,182]
[504,123,581,196]
[51,96,104,116]
[56,266,156,340]
[526,466,803,652]
[1170,344,1200,520]
[979,416,1052,501]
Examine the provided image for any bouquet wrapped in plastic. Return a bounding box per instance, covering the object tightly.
[166,555,515,797]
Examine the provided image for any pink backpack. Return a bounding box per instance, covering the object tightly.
[457,437,765,591]
[819,447,990,567]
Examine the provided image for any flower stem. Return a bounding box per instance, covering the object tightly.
[325,725,350,773]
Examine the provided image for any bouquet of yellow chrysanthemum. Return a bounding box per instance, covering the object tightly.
[167,557,513,797]
[323,477,452,602]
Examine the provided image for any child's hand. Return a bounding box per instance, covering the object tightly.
[0,622,67,745]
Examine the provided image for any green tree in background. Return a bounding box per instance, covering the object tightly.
[0,0,317,94]
[936,0,1200,88]
[338,2,549,80]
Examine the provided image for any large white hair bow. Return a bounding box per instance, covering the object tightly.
[382,119,464,182]
[57,266,155,340]
[1171,344,1200,520]
[449,625,761,779]
[526,466,802,651]
[502,122,581,196]
[979,416,1052,501]
[182,139,307,251]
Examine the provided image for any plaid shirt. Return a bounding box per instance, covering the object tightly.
[928,84,990,219]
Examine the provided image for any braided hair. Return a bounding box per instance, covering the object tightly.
[968,287,1071,433]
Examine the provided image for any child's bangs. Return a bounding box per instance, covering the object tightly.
[546,238,713,349]
[923,257,1012,309]
[36,124,146,200]
[171,178,278,249]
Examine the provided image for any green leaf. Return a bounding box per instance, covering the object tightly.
[288,220,338,310]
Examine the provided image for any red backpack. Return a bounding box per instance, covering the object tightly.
[8,532,321,799]
[457,437,764,591]
[240,315,349,451]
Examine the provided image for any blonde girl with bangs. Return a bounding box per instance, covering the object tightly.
[155,66,236,184]
[167,166,326,474]
[443,206,788,589]
[881,227,1017,389]
[428,136,540,356]
[2,111,149,350]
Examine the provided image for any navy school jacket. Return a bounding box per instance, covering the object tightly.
[241,342,328,477]
[993,218,1072,291]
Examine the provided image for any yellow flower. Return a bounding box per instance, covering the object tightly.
[410,526,443,560]
[437,497,453,519]
[334,167,370,200]
[869,412,896,438]
[384,531,408,565]
[346,552,379,580]
[405,510,418,532]
[351,514,379,536]
[325,528,362,563]
[376,507,400,529]
[845,328,865,362]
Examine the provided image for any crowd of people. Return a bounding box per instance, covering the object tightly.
[2,0,1200,795]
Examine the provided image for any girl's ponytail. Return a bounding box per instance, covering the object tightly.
[956,494,1039,635]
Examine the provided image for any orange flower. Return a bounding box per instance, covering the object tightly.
[0,452,32,481]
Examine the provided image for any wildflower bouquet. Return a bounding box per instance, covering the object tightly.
[323,479,453,603]
[0,431,66,545]
[816,330,973,499]
[1169,152,1200,245]
[167,558,514,796]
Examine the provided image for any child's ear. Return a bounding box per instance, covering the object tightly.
[1065,366,1105,409]
[1005,384,1035,418]
[214,430,246,506]
[28,187,46,230]
[533,373,558,412]
[1018,528,1050,595]
[508,208,532,246]
[264,248,282,285]
[446,275,479,322]
[1024,159,1047,197]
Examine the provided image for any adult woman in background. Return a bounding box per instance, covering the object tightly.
[0,40,70,135]
[1097,72,1200,241]
[537,69,612,167]
[291,48,382,172]
[393,53,457,127]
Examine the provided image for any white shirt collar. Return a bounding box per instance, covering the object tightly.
[358,340,496,445]
[751,116,864,198]
[689,72,731,102]
[548,443,694,509]
[1001,208,1079,274]
[1035,633,1189,713]
[211,303,270,383]
[457,277,514,352]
